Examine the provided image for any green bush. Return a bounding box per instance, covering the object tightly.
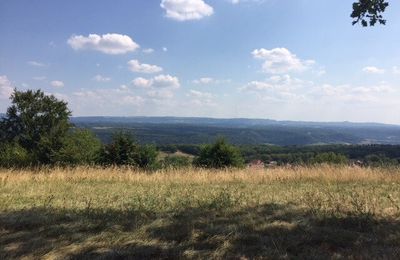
[194,138,244,169]
[56,129,102,165]
[0,142,33,167]
[100,132,158,169]
[161,155,191,169]
[312,152,348,165]
[364,154,397,167]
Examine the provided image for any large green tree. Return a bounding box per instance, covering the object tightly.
[351,0,389,26]
[0,89,71,164]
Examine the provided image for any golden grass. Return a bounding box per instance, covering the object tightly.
[0,166,399,259]
[2,164,399,184]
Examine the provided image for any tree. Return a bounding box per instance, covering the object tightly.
[100,132,158,168]
[194,138,244,169]
[56,128,102,165]
[351,0,389,26]
[0,89,71,164]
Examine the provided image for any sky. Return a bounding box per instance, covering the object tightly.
[0,0,400,124]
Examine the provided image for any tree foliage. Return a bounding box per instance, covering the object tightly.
[194,138,244,169]
[351,0,389,26]
[0,89,71,164]
[56,129,102,165]
[100,132,157,168]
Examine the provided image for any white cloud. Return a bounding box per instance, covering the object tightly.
[127,59,163,74]
[152,74,180,88]
[0,75,13,100]
[241,81,273,91]
[92,74,111,82]
[252,48,314,74]
[392,66,400,75]
[50,80,64,88]
[314,83,394,102]
[27,61,46,67]
[241,75,304,92]
[71,87,145,115]
[162,47,168,52]
[143,48,154,54]
[362,66,385,74]
[67,33,139,55]
[160,0,214,21]
[192,77,231,84]
[132,77,152,88]
[188,89,213,99]
[187,89,215,106]
[193,77,214,84]
[132,74,180,89]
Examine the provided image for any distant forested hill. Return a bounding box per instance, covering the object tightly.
[70,117,400,145]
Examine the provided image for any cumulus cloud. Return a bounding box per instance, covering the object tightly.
[187,89,215,106]
[162,47,168,52]
[67,33,139,55]
[132,77,152,88]
[132,74,180,89]
[392,66,400,75]
[143,48,154,54]
[152,74,180,88]
[314,83,394,102]
[252,48,314,74]
[50,80,64,88]
[160,0,214,21]
[71,86,145,115]
[362,66,385,74]
[241,75,304,92]
[92,74,111,82]
[27,61,46,67]
[127,59,163,74]
[0,75,13,100]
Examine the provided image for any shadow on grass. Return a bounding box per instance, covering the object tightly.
[1,204,399,259]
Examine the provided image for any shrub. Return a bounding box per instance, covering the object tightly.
[0,142,33,167]
[312,152,348,165]
[161,155,191,169]
[56,129,102,165]
[100,132,158,169]
[193,138,244,168]
[364,154,397,167]
[136,145,158,169]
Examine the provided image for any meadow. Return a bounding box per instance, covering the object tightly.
[1,166,400,259]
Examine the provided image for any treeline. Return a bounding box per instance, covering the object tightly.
[0,90,244,169]
[1,89,399,169]
[158,143,400,167]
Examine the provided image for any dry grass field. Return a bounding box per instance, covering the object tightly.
[1,166,400,259]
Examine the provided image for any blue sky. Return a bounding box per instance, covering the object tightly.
[1,0,400,123]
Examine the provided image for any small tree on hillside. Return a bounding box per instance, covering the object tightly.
[100,132,157,168]
[0,89,71,164]
[194,138,244,169]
